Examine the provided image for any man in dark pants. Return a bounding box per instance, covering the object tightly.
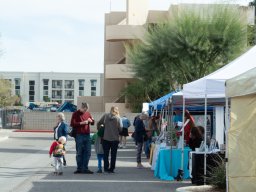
[70,102,94,174]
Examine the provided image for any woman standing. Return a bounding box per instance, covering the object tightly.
[53,112,69,166]
[188,126,203,151]
[134,112,148,168]
[97,106,122,173]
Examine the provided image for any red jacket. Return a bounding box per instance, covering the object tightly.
[49,141,65,157]
[184,116,195,145]
[70,110,94,134]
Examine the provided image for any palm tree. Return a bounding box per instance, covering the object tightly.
[124,5,248,111]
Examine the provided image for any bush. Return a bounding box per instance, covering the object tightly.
[207,154,226,190]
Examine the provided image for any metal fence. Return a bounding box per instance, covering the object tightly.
[0,108,23,129]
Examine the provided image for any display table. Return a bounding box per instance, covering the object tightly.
[154,147,191,180]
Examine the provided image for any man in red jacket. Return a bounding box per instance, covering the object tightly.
[70,102,94,174]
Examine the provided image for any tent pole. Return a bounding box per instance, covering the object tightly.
[179,96,185,180]
[204,95,208,184]
[225,97,229,192]
[170,101,174,177]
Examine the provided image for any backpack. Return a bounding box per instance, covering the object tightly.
[53,142,65,157]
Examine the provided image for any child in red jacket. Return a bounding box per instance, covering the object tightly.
[49,136,66,175]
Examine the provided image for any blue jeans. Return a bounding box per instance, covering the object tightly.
[97,154,104,170]
[144,138,152,158]
[75,134,91,171]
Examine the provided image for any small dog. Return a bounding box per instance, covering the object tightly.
[175,169,184,181]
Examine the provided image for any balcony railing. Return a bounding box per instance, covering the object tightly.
[52,96,62,99]
[52,86,62,89]
[65,96,74,99]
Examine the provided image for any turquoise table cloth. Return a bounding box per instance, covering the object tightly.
[154,147,191,180]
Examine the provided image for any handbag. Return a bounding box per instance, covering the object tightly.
[97,124,105,137]
[97,114,106,137]
[68,126,76,138]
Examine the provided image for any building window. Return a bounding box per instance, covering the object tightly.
[15,90,20,96]
[42,79,49,101]
[15,78,21,96]
[52,80,62,89]
[29,95,34,101]
[43,79,49,86]
[65,90,74,99]
[29,81,35,85]
[43,79,49,90]
[52,90,62,99]
[65,80,74,89]
[90,80,97,96]
[79,90,84,96]
[29,80,35,102]
[78,79,85,96]
[43,90,49,95]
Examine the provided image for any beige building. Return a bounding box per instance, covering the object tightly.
[80,0,254,113]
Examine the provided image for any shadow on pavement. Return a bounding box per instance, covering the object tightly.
[27,165,191,192]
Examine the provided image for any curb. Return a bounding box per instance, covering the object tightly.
[13,130,53,133]
[176,185,213,192]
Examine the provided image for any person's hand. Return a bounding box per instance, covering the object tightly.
[88,118,93,123]
[80,120,88,125]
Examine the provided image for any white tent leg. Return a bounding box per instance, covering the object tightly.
[225,97,229,192]
[204,95,207,184]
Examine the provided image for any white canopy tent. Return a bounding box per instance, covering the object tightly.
[183,45,256,98]
[226,67,256,192]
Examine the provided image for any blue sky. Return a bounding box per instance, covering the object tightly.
[0,0,251,73]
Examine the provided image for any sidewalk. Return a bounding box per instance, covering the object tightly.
[0,128,13,141]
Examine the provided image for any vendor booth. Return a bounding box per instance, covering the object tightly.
[177,45,256,182]
[182,45,256,143]
[148,45,256,181]
[226,67,256,192]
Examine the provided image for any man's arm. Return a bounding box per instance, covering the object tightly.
[70,112,81,127]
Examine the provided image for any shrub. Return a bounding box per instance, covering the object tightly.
[207,154,226,190]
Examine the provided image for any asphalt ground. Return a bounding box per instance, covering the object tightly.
[0,129,190,192]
